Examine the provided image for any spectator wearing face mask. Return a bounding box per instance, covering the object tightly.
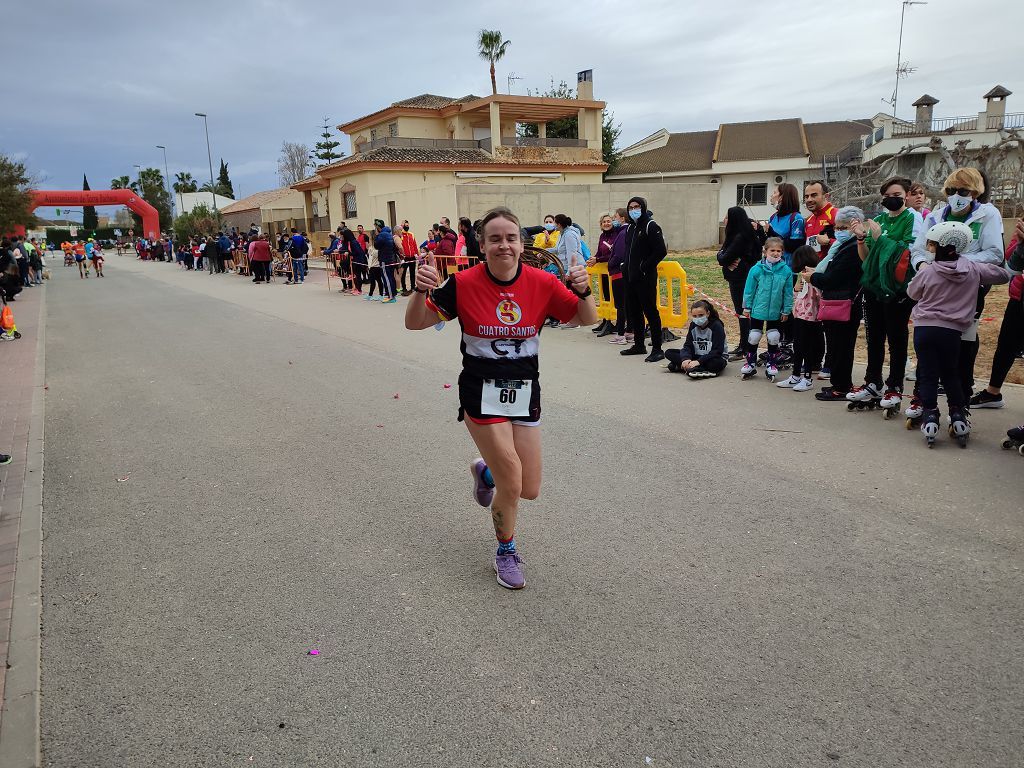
[910,167,1005,402]
[532,215,560,251]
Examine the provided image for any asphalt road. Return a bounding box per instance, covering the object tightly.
[39,256,1023,767]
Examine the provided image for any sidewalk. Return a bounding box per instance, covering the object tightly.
[0,283,46,767]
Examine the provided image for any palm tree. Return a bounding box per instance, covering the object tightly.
[110,175,132,190]
[174,171,198,194]
[478,30,511,96]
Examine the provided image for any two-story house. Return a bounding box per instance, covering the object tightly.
[293,75,607,246]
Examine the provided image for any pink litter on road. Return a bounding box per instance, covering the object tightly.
[443,383,452,389]
[308,649,320,656]
[393,393,400,399]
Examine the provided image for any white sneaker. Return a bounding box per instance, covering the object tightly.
[558,323,580,329]
[740,361,756,375]
[776,374,801,388]
[792,377,814,392]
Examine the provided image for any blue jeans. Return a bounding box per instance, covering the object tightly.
[293,258,307,282]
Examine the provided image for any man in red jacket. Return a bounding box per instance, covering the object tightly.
[803,179,836,258]
[398,220,418,295]
[803,179,837,378]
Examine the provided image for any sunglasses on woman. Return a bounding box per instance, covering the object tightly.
[944,186,974,197]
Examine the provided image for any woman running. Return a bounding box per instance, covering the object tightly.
[405,207,597,590]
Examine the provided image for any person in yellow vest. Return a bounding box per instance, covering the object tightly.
[532,214,560,251]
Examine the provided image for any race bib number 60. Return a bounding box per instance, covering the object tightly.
[481,379,531,418]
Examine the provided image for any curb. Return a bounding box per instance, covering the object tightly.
[0,286,46,767]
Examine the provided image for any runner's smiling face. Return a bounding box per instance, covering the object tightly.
[482,217,522,280]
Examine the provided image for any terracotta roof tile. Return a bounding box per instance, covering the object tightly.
[391,94,481,109]
[220,187,296,214]
[715,119,806,162]
[804,119,874,161]
[610,131,717,175]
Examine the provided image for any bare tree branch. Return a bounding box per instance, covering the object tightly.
[278,142,313,186]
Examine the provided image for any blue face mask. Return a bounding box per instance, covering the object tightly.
[611,220,621,228]
[834,229,853,243]
[629,209,642,221]
[544,223,555,232]
[692,315,708,327]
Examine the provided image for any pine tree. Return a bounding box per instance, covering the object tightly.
[82,174,99,231]
[313,118,344,166]
[217,159,234,199]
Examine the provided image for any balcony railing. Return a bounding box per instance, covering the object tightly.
[891,112,1024,137]
[511,137,588,148]
[355,135,589,154]
[355,137,482,153]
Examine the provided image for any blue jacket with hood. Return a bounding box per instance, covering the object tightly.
[743,258,794,320]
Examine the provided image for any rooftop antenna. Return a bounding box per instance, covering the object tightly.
[506,71,523,95]
[884,1,927,117]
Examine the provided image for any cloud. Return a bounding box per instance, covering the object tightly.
[4,0,1022,197]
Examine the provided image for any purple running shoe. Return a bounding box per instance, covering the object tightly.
[470,458,494,508]
[494,552,526,590]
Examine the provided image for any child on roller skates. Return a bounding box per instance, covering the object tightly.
[906,221,1008,447]
[776,245,823,392]
[741,237,793,381]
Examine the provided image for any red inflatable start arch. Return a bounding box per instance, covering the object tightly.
[30,189,162,239]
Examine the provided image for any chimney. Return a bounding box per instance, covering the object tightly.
[576,69,593,101]
[912,94,938,132]
[982,85,1012,130]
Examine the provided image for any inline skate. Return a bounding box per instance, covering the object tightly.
[1001,424,1024,455]
[879,389,903,420]
[904,396,924,429]
[948,408,971,448]
[921,408,941,448]
[764,353,779,382]
[847,382,882,412]
[741,353,758,380]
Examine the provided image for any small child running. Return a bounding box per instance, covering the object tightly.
[906,221,1008,447]
[741,237,793,380]
[665,299,729,378]
[776,245,823,392]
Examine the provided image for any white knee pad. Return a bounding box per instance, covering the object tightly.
[766,329,781,346]
[747,329,763,347]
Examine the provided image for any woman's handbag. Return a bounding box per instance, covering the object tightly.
[817,295,856,322]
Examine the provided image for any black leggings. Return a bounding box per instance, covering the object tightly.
[746,318,781,363]
[791,317,825,377]
[988,297,1024,389]
[251,261,270,281]
[367,267,383,296]
[625,273,661,350]
[728,279,750,351]
[822,301,863,393]
[959,285,991,397]
[400,261,416,292]
[611,277,627,334]
[914,325,965,411]
[664,349,728,374]
[352,263,368,292]
[863,292,913,390]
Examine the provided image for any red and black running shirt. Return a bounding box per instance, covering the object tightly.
[426,262,579,380]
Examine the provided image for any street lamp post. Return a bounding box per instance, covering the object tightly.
[156,145,174,223]
[194,112,218,212]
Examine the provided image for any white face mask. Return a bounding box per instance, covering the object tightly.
[948,194,973,214]
[692,315,708,327]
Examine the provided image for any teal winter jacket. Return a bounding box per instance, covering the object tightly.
[742,259,794,320]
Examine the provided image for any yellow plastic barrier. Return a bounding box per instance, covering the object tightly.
[657,260,693,329]
[586,260,693,328]
[585,262,617,323]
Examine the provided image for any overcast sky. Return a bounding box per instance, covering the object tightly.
[3,0,1020,215]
